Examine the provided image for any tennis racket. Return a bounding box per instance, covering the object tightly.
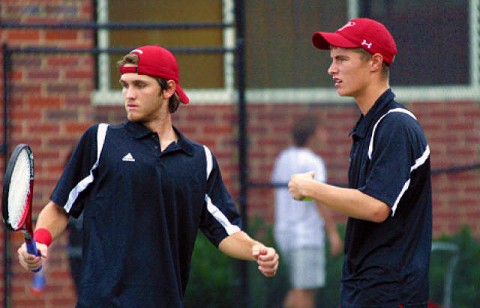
[2,144,42,272]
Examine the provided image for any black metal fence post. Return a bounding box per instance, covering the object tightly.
[235,0,250,306]
[2,42,12,308]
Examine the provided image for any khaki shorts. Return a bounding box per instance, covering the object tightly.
[283,247,326,289]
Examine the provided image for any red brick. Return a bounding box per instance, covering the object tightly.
[44,30,78,41]
[26,96,62,108]
[65,69,92,79]
[65,122,91,134]
[28,70,61,80]
[6,30,41,41]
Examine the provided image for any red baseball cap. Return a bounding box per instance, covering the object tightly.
[120,45,190,104]
[312,18,397,66]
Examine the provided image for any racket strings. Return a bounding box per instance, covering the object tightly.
[7,150,32,229]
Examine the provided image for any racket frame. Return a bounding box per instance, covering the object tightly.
[2,144,41,272]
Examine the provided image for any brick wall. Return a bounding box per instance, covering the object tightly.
[1,0,480,306]
[1,1,96,306]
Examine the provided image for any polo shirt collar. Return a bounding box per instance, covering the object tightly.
[125,121,154,139]
[349,89,395,139]
[172,126,195,156]
[125,121,195,156]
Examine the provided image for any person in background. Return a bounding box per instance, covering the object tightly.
[17,45,279,307]
[272,115,342,308]
[288,18,432,307]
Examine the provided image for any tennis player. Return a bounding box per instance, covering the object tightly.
[17,45,279,307]
[288,18,432,307]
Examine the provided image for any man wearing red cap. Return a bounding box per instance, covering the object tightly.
[17,45,279,307]
[288,18,432,307]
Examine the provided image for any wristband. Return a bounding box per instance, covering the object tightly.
[33,228,53,247]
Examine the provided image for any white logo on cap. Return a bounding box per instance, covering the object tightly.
[130,49,144,54]
[361,40,372,49]
[338,21,356,31]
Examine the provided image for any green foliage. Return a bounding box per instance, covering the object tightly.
[185,220,480,308]
[431,226,480,308]
[184,232,240,308]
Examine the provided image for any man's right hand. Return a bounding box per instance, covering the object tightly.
[17,242,48,272]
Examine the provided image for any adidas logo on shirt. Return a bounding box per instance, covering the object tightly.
[122,153,135,162]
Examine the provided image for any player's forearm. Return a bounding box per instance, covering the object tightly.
[35,200,69,242]
[218,231,260,261]
[303,180,389,222]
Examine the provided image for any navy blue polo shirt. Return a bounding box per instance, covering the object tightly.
[51,121,242,307]
[342,89,432,307]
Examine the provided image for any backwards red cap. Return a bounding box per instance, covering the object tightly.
[312,18,397,66]
[120,45,189,104]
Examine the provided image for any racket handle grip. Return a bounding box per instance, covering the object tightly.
[32,270,46,293]
[26,239,42,272]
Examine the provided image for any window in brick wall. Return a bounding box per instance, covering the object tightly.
[357,0,479,103]
[93,0,480,105]
[362,0,469,86]
[107,1,225,90]
[93,0,235,104]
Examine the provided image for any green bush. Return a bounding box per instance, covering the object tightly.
[185,220,480,308]
[430,226,480,308]
[184,231,239,307]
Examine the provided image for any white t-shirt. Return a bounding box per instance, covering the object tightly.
[272,146,327,251]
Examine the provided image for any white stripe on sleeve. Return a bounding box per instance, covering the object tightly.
[203,145,213,180]
[368,108,417,160]
[204,194,241,235]
[64,123,108,213]
[391,145,430,216]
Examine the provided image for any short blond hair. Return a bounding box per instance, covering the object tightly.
[353,48,389,79]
